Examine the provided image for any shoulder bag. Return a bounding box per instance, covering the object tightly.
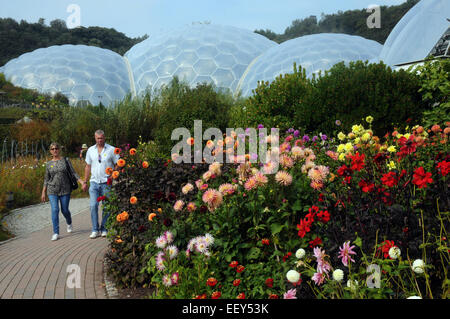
[64,157,79,190]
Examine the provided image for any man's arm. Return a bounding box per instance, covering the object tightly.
[83,164,91,192]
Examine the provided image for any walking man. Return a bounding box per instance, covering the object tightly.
[82,130,119,238]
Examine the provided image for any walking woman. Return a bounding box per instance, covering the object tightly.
[41,142,86,241]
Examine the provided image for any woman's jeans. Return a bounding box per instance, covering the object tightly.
[48,194,72,235]
[89,182,110,233]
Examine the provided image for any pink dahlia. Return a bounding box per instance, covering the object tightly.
[338,241,357,267]
[283,288,297,299]
[275,171,293,186]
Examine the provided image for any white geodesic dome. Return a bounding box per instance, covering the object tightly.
[2,44,132,106]
[237,33,382,97]
[379,0,450,66]
[124,24,277,96]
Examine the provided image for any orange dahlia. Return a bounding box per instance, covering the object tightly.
[112,171,119,179]
[142,161,149,168]
[129,148,137,155]
[130,196,138,204]
[148,213,156,222]
[105,167,113,175]
[117,159,126,167]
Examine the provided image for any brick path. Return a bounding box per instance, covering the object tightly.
[0,208,109,299]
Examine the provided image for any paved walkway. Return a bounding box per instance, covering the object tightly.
[0,198,110,299]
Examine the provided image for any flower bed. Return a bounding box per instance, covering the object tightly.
[105,118,449,299]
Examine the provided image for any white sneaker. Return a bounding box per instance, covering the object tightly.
[67,224,73,233]
[90,231,99,239]
[51,234,59,241]
[101,231,107,237]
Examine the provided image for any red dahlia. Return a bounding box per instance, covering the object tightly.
[381,172,398,188]
[236,265,245,273]
[350,152,365,171]
[437,161,450,176]
[412,167,433,189]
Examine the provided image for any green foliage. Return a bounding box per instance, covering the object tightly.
[255,0,419,44]
[104,149,214,288]
[154,77,234,155]
[237,63,313,132]
[0,18,147,66]
[414,58,450,128]
[238,61,427,137]
[304,61,427,136]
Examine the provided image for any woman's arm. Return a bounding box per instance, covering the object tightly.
[42,164,49,202]
[67,158,86,188]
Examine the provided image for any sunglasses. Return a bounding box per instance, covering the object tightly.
[98,154,102,163]
[50,147,59,150]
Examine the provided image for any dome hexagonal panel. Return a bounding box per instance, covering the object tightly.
[379,0,450,66]
[238,33,382,97]
[2,44,131,106]
[125,24,277,96]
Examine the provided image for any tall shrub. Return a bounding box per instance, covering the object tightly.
[304,61,428,136]
[154,77,234,155]
[240,63,313,131]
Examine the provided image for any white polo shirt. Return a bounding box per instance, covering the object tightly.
[85,143,120,183]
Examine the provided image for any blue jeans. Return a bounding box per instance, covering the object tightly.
[48,194,72,235]
[89,182,110,232]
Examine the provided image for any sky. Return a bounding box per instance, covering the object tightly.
[0,0,407,38]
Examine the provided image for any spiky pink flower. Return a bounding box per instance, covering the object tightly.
[244,176,258,191]
[181,183,194,194]
[338,241,357,267]
[173,200,185,212]
[171,272,180,285]
[254,171,268,186]
[219,183,236,195]
[162,274,172,287]
[275,171,293,186]
[155,235,167,249]
[187,202,197,212]
[280,154,294,169]
[164,231,174,244]
[312,272,326,286]
[283,288,297,299]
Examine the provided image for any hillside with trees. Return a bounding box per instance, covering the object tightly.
[255,0,419,44]
[0,18,148,66]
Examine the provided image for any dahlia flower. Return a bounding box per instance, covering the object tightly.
[283,289,297,299]
[412,259,425,274]
[244,176,258,191]
[155,235,167,249]
[338,241,357,267]
[295,248,305,259]
[275,171,293,186]
[173,200,185,212]
[312,272,326,286]
[219,183,236,195]
[166,245,179,260]
[162,274,172,287]
[187,202,197,212]
[388,246,401,260]
[286,270,300,283]
[182,183,194,194]
[164,231,174,244]
[332,269,344,282]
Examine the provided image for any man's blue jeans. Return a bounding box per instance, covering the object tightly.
[89,182,111,233]
[48,194,72,235]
